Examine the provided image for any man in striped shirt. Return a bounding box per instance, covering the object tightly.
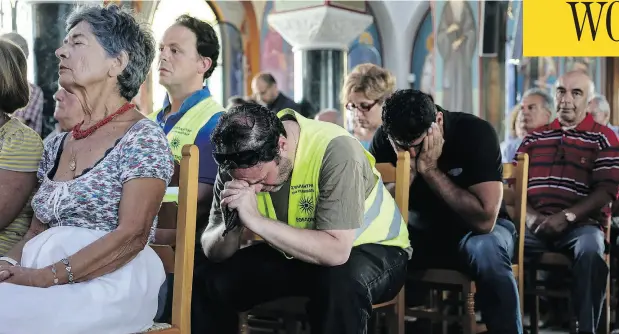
[516,71,619,334]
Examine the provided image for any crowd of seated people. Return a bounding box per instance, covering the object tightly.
[1,4,619,334]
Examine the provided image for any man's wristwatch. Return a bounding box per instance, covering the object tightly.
[563,210,577,223]
[0,256,19,266]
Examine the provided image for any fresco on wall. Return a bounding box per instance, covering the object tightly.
[434,0,479,115]
[219,22,245,98]
[516,57,603,99]
[348,23,382,70]
[410,10,434,98]
[260,1,294,98]
[563,57,597,79]
[518,57,558,94]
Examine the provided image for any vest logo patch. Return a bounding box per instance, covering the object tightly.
[299,196,315,215]
[170,137,181,150]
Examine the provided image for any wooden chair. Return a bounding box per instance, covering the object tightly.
[526,220,611,333]
[145,145,199,334]
[238,152,411,334]
[372,150,411,334]
[404,153,529,334]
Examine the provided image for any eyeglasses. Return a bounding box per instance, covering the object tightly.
[213,150,262,170]
[346,100,379,112]
[389,134,426,152]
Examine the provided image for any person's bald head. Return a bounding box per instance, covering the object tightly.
[315,109,342,126]
[555,70,595,127]
[252,72,279,105]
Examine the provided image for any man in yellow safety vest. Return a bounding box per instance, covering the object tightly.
[149,14,224,323]
[194,104,411,333]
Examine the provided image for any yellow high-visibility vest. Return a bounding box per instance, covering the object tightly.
[257,109,410,253]
[149,97,222,203]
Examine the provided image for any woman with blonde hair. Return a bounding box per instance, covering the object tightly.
[500,104,527,162]
[342,63,396,149]
[0,39,44,256]
[0,5,174,334]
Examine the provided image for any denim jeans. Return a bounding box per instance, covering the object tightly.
[525,225,608,333]
[191,242,408,334]
[408,218,523,334]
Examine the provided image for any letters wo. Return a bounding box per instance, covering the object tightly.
[567,1,619,41]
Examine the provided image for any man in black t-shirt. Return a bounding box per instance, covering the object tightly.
[370,89,522,334]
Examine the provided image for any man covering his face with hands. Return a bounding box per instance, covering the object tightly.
[370,89,523,334]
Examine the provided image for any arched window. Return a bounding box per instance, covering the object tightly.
[151,0,223,111]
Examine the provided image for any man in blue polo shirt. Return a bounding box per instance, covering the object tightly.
[150,14,223,322]
[149,14,223,252]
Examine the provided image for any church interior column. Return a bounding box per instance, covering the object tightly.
[31,1,75,137]
[267,2,373,110]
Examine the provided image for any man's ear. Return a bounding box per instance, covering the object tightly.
[277,135,288,153]
[197,56,212,77]
[436,112,444,135]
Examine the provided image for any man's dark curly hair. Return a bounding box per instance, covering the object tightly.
[382,89,437,144]
[211,103,286,168]
[174,14,219,80]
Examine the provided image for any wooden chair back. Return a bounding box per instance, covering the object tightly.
[375,151,410,222]
[373,151,410,334]
[502,153,529,275]
[151,145,199,333]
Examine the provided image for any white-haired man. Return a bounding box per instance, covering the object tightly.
[587,94,619,136]
[517,71,619,334]
[501,88,554,162]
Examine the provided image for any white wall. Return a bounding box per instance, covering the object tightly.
[368,0,430,89]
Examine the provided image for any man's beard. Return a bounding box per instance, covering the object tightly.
[270,156,293,192]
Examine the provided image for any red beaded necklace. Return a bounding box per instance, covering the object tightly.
[72,102,135,140]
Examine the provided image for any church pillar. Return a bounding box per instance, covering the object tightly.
[267,2,373,110]
[30,1,76,137]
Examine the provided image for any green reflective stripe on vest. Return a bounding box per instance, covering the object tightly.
[163,187,179,203]
[150,97,223,203]
[256,109,410,255]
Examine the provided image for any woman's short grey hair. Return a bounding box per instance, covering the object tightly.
[66,4,155,101]
[590,94,611,115]
[522,88,555,118]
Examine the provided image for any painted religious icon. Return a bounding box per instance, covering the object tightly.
[436,0,477,113]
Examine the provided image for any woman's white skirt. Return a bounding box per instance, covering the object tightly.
[0,226,165,334]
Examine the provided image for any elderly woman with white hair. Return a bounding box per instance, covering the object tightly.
[0,5,173,334]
